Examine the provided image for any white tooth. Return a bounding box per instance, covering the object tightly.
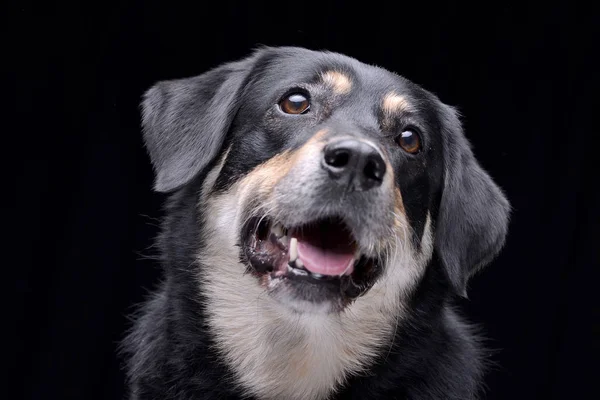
[271,223,284,238]
[295,258,304,269]
[312,273,323,279]
[289,237,298,262]
[291,268,308,276]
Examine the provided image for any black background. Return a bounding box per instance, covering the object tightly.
[8,2,598,399]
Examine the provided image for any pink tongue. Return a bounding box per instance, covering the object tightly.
[297,240,355,276]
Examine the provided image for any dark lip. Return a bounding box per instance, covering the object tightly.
[239,215,382,301]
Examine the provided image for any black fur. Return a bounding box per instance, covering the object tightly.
[123,46,510,399]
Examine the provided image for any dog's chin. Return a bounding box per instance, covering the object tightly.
[240,216,381,314]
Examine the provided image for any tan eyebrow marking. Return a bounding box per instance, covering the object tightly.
[382,92,413,115]
[321,71,352,94]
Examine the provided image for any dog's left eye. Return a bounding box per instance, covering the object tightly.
[396,129,422,154]
[279,93,310,114]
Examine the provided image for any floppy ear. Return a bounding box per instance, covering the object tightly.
[141,53,260,192]
[434,105,511,297]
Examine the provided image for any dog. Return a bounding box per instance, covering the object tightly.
[123,46,510,400]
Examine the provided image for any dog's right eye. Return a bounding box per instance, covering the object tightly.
[279,93,310,114]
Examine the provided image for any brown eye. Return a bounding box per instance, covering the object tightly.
[396,129,422,154]
[279,93,310,114]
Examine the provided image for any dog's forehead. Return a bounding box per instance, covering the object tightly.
[253,50,425,104]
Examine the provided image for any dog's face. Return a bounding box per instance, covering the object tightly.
[141,47,509,315]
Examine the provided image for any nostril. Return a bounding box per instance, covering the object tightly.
[363,156,385,182]
[325,149,350,168]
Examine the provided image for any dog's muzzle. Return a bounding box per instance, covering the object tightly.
[239,134,398,313]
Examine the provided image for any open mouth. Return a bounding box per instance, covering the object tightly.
[241,215,380,307]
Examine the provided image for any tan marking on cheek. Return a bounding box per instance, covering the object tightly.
[382,92,412,115]
[240,129,329,196]
[240,151,294,197]
[311,128,329,142]
[382,154,395,187]
[394,188,406,215]
[321,71,352,94]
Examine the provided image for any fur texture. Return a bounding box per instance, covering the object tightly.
[123,46,510,400]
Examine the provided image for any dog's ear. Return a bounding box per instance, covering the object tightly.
[141,52,261,192]
[434,105,511,297]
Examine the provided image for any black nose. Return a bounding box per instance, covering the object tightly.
[322,139,386,191]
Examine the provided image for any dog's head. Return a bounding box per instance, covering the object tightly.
[141,47,510,314]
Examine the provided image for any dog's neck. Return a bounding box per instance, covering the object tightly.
[199,252,403,400]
